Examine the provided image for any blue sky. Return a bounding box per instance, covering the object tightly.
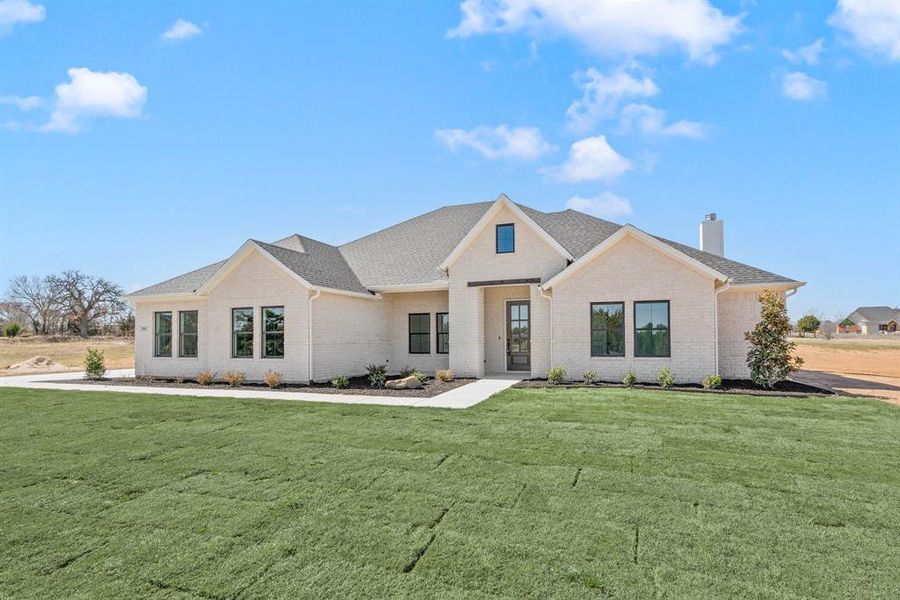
[1,0,898,319]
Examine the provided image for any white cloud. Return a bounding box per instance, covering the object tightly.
[435,124,554,160]
[0,94,42,110]
[782,38,825,65]
[828,0,900,62]
[619,103,707,139]
[0,0,45,34]
[781,71,827,101]
[542,135,632,183]
[42,67,147,134]
[565,192,632,219]
[566,66,658,132]
[161,18,202,42]
[448,0,743,64]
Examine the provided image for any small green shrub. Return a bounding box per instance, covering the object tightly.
[656,367,674,389]
[412,371,428,385]
[223,370,245,386]
[398,365,415,377]
[196,370,215,385]
[369,372,386,388]
[622,370,637,387]
[331,375,350,389]
[582,370,597,384]
[366,364,387,377]
[548,367,567,384]
[702,374,722,390]
[435,369,453,382]
[83,348,106,380]
[3,323,21,337]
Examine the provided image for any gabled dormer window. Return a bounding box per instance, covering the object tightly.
[496,223,515,253]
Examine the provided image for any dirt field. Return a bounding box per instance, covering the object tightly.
[793,336,900,405]
[0,336,134,376]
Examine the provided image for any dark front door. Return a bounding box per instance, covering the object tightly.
[507,301,531,371]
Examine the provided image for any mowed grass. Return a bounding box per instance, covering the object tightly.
[2,387,899,599]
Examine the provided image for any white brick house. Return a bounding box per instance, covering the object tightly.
[127,195,803,384]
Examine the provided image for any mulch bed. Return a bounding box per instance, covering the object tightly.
[514,378,832,397]
[66,375,476,398]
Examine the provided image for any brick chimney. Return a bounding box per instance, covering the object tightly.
[699,213,724,256]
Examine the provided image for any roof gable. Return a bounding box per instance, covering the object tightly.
[438,194,574,271]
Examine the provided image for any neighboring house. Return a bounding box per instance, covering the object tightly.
[838,307,900,334]
[127,195,803,383]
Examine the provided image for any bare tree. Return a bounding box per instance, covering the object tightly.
[48,271,125,338]
[6,276,62,334]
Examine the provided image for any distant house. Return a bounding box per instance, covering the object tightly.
[838,306,900,334]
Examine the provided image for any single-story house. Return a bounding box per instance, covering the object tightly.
[127,195,803,384]
[838,307,900,334]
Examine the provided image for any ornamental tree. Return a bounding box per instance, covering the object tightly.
[745,290,804,388]
[796,314,821,337]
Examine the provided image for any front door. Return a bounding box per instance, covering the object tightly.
[506,301,531,371]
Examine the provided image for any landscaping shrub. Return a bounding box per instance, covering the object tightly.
[264,370,283,388]
[622,370,637,387]
[703,374,722,390]
[656,367,674,389]
[398,365,415,377]
[412,370,428,385]
[548,367,567,384]
[83,348,106,380]
[582,370,597,384]
[366,364,387,377]
[435,369,453,382]
[196,370,215,385]
[331,375,349,389]
[3,323,21,338]
[369,372,386,388]
[223,370,246,387]
[746,289,803,388]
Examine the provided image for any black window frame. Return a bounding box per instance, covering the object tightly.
[261,306,285,359]
[231,307,254,359]
[495,223,515,254]
[408,313,431,355]
[590,302,625,357]
[633,300,671,358]
[178,310,198,358]
[436,312,449,354]
[153,311,172,358]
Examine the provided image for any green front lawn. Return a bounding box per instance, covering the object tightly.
[2,387,899,599]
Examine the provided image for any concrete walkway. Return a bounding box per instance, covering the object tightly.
[0,369,522,409]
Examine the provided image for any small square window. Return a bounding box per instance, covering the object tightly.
[496,223,515,253]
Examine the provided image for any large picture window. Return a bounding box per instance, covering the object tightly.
[154,311,172,357]
[634,301,670,357]
[496,223,515,253]
[590,302,625,357]
[409,313,430,354]
[436,312,449,354]
[262,306,285,358]
[179,311,198,358]
[232,308,254,358]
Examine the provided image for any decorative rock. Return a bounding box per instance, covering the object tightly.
[385,375,423,390]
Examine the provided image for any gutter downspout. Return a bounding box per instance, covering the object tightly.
[308,289,321,383]
[539,286,553,371]
[714,281,733,375]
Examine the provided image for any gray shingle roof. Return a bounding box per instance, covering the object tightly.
[130,199,797,298]
[850,306,900,323]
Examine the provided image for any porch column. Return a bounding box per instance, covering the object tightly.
[529,284,551,378]
[449,281,485,378]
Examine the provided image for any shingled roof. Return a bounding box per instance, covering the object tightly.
[129,198,798,298]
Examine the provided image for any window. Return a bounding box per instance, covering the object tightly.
[232,308,253,358]
[154,312,172,357]
[179,311,198,358]
[590,302,625,357]
[409,313,430,354]
[634,301,670,357]
[496,223,515,253]
[262,306,285,358]
[436,312,449,354]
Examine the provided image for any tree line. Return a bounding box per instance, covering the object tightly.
[0,271,133,338]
